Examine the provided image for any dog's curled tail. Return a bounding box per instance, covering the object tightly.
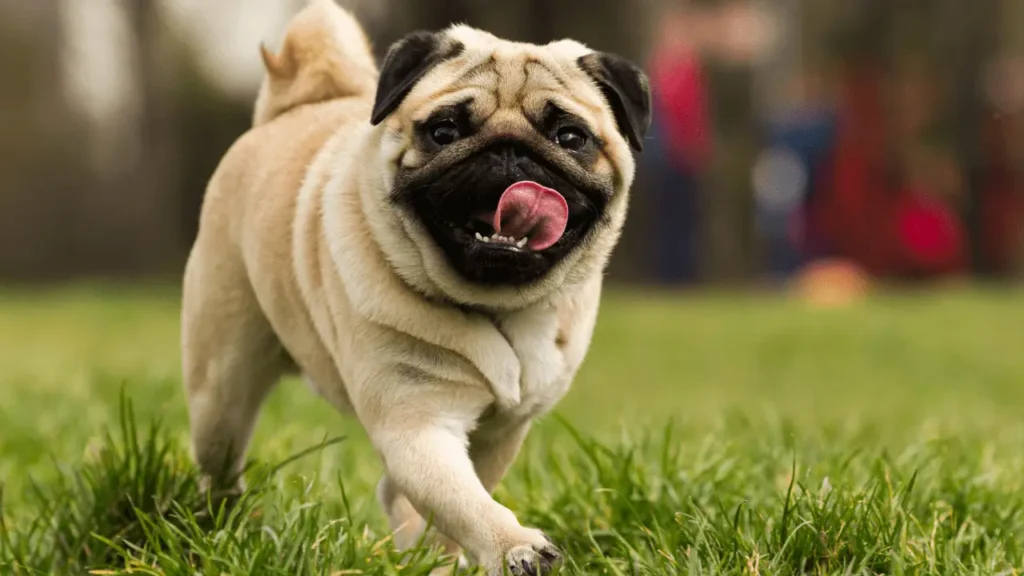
[253,0,378,127]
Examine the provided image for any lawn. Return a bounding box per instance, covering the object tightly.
[1,285,1023,575]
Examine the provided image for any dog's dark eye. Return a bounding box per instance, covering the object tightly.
[556,127,587,151]
[429,120,460,146]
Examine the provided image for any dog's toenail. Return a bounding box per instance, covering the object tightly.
[522,559,537,576]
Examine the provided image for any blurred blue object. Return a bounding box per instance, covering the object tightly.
[645,110,701,285]
[754,105,837,279]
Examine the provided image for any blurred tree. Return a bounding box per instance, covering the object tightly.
[944,0,999,276]
[173,61,253,254]
[0,0,255,281]
[121,0,182,274]
[0,0,93,281]
[704,62,757,284]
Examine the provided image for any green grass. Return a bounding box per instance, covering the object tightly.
[1,285,1024,575]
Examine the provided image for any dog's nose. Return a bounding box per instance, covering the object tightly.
[485,142,533,176]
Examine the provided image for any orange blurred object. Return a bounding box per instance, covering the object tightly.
[791,258,872,307]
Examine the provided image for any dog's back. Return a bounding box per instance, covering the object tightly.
[253,0,378,127]
[183,1,380,456]
[199,0,379,239]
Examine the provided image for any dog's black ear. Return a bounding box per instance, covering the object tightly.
[371,32,463,125]
[578,53,652,152]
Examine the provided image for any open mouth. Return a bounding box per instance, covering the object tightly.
[398,144,605,286]
[415,179,596,285]
[453,181,570,253]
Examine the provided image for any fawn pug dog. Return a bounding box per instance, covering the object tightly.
[181,0,649,573]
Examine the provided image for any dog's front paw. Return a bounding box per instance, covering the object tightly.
[486,531,562,576]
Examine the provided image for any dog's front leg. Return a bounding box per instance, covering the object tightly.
[361,382,561,576]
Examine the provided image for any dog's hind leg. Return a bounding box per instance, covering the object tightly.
[181,248,286,493]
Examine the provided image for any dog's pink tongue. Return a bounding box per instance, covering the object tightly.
[493,182,568,251]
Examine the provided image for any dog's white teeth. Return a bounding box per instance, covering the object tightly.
[474,233,526,247]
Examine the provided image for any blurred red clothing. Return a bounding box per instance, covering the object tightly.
[894,191,966,276]
[813,67,968,277]
[817,69,891,273]
[649,46,712,173]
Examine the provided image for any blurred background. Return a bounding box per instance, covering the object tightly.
[0,0,1022,289]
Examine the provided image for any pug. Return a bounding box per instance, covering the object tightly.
[181,0,650,573]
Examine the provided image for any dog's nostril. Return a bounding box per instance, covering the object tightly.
[485,141,532,160]
[485,148,509,162]
[486,146,514,163]
[493,145,536,180]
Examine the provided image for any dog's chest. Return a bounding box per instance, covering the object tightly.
[494,307,572,418]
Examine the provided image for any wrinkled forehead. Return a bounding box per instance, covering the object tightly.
[400,30,611,129]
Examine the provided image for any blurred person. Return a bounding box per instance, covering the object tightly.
[813,60,890,275]
[813,61,968,280]
[644,3,712,285]
[892,148,967,278]
[754,70,838,280]
[888,67,967,278]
